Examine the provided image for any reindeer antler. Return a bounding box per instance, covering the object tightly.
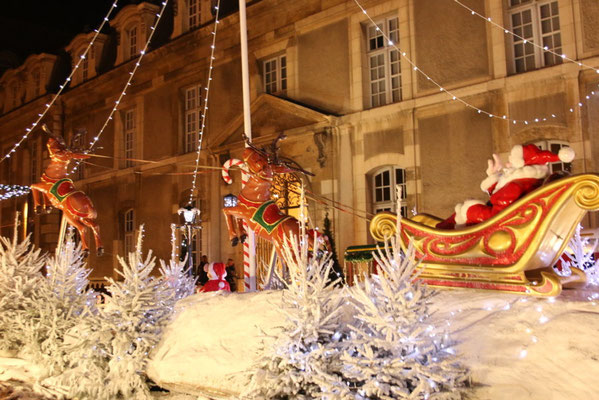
[41,124,67,147]
[268,133,287,164]
[242,133,270,159]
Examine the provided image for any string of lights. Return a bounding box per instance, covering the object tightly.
[453,0,599,75]
[353,0,599,125]
[188,0,222,205]
[69,0,170,176]
[0,1,119,164]
[0,184,31,201]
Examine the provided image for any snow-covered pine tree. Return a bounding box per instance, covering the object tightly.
[339,189,468,399]
[558,224,599,283]
[0,219,46,353]
[24,233,95,375]
[158,257,197,303]
[244,189,349,399]
[58,226,176,400]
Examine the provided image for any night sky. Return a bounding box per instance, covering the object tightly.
[0,0,118,63]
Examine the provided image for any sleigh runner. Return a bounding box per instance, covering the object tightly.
[367,173,599,296]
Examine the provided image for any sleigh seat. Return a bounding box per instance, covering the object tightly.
[369,173,599,297]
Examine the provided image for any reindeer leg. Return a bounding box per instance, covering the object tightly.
[81,217,103,256]
[238,218,248,243]
[64,215,90,257]
[222,209,239,246]
[30,184,46,214]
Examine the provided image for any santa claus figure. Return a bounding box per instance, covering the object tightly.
[200,262,231,292]
[437,143,575,229]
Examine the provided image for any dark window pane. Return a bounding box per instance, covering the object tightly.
[515,43,524,57]
[382,170,390,186]
[383,187,390,201]
[512,13,521,27]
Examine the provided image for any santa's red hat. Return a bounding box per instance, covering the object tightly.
[509,144,574,168]
[207,262,227,289]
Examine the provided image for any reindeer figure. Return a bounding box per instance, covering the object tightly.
[222,134,330,261]
[30,125,103,256]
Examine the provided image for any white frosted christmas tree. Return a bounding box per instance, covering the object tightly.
[338,188,469,399]
[0,220,46,353]
[558,224,599,283]
[24,232,95,375]
[245,190,348,399]
[158,257,196,302]
[57,227,177,400]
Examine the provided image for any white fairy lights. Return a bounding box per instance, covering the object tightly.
[188,0,222,205]
[69,0,170,176]
[0,1,119,164]
[0,184,31,201]
[354,0,599,125]
[453,0,599,75]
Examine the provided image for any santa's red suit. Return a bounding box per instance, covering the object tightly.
[437,144,575,229]
[200,262,231,292]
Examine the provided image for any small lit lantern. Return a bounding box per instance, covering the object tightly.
[178,205,201,225]
[223,193,238,208]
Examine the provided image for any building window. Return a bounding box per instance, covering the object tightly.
[535,140,572,173]
[124,109,136,168]
[189,0,200,29]
[32,69,41,97]
[124,209,135,254]
[80,53,89,82]
[127,26,138,59]
[184,85,202,153]
[366,16,401,108]
[3,148,13,184]
[72,131,86,180]
[30,140,39,184]
[509,1,562,74]
[263,55,287,95]
[11,83,19,109]
[373,166,407,217]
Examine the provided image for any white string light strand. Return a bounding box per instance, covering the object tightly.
[188,0,222,205]
[69,0,170,176]
[353,0,596,125]
[453,0,599,75]
[0,1,119,164]
[0,184,31,201]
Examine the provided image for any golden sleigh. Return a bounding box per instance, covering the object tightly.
[368,174,599,297]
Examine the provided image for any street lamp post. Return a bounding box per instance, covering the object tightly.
[171,205,202,276]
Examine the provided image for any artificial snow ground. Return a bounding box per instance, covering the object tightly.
[147,287,599,399]
[2,287,599,399]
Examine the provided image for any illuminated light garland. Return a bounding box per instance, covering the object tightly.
[0,184,31,201]
[69,0,170,176]
[0,1,119,164]
[353,0,599,125]
[188,0,222,205]
[453,0,599,75]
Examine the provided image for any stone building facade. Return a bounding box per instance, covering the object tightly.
[0,0,598,289]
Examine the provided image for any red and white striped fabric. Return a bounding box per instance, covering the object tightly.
[221,158,246,184]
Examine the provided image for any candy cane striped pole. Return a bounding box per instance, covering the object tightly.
[221,158,245,185]
[241,170,256,291]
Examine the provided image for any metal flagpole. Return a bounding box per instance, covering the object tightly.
[238,0,256,291]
